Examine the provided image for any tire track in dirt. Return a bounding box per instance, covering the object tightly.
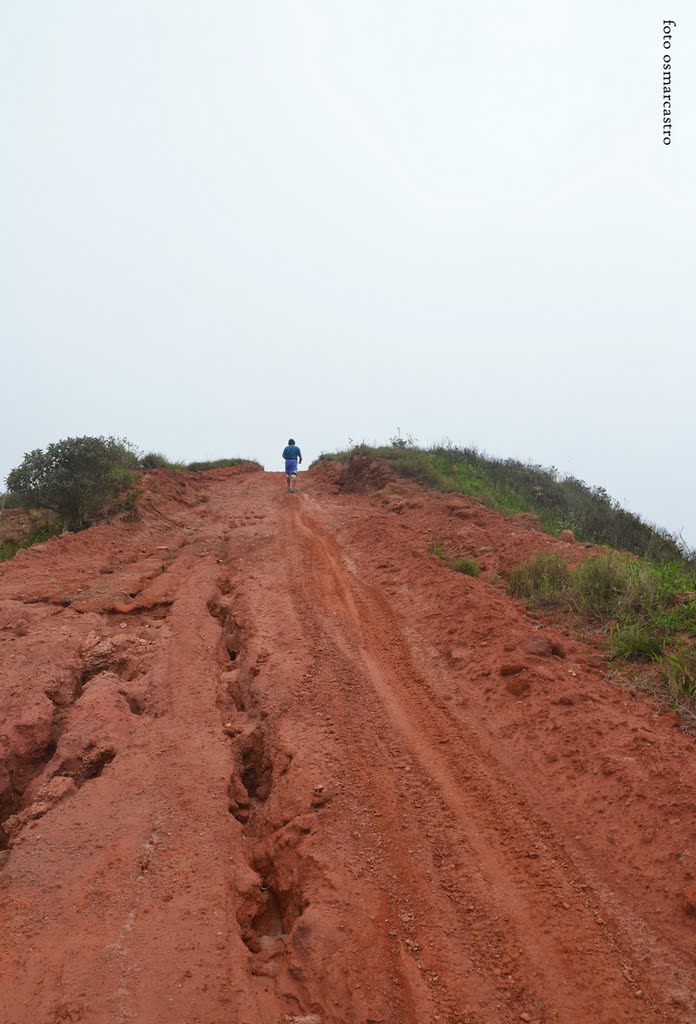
[301,473,696,1018]
[288,491,692,1022]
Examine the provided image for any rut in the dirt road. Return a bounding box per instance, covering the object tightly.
[1,463,695,1024]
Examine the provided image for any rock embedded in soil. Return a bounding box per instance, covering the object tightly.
[505,677,532,698]
[682,885,696,916]
[518,635,566,658]
[499,663,526,676]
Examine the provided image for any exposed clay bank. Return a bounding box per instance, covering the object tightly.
[1,463,695,1023]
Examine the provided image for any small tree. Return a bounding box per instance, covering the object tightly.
[6,436,139,531]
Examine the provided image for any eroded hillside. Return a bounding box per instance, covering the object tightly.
[1,462,695,1024]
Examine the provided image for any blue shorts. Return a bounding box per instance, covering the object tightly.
[284,459,298,476]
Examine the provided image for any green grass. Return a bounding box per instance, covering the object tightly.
[0,518,64,562]
[139,454,262,472]
[450,556,480,577]
[507,549,696,704]
[663,643,696,701]
[430,543,480,577]
[507,551,571,604]
[139,453,185,470]
[185,458,262,472]
[314,439,692,564]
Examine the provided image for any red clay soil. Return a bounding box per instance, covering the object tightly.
[1,460,695,1024]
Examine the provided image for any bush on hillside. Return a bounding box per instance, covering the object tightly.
[6,436,139,531]
[139,452,172,469]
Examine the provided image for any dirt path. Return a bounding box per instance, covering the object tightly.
[1,465,695,1024]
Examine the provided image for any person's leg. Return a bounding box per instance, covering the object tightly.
[289,473,297,493]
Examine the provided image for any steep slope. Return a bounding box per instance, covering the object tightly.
[0,464,694,1024]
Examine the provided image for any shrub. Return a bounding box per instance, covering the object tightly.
[6,436,139,531]
[139,452,172,469]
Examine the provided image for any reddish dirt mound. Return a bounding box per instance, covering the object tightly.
[1,461,695,1024]
[326,454,402,493]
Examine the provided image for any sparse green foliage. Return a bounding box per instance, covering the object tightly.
[185,458,262,472]
[388,429,417,450]
[450,557,480,577]
[663,644,696,700]
[0,492,24,510]
[6,436,139,531]
[139,452,175,469]
[139,454,262,472]
[507,552,571,604]
[608,620,664,660]
[430,543,479,577]
[507,549,696,708]
[0,517,63,561]
[315,441,692,563]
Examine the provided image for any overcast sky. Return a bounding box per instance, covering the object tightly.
[2,1,694,544]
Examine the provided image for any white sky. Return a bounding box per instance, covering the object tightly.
[2,1,695,545]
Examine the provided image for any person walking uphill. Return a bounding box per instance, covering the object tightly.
[282,439,302,493]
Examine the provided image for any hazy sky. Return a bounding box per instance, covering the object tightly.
[2,2,694,544]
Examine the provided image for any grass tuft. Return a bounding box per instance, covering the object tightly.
[608,620,665,660]
[450,556,480,577]
[663,644,696,701]
[507,552,571,604]
[431,543,480,577]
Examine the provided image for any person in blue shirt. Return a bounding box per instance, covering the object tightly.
[282,438,302,493]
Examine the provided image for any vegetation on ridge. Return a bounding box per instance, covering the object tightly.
[1,437,262,561]
[315,437,692,564]
[5,436,139,533]
[507,550,696,706]
[139,453,262,472]
[317,437,695,712]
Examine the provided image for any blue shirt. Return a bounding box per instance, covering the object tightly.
[282,445,301,460]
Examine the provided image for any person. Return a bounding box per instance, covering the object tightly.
[282,438,302,493]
